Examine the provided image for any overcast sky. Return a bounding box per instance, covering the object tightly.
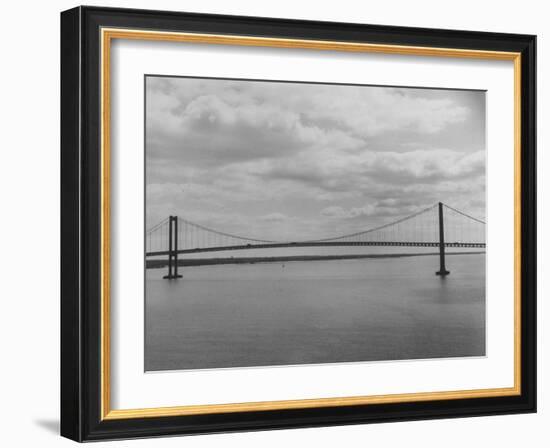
[145,76,485,242]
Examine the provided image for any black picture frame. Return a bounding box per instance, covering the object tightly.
[61,5,536,442]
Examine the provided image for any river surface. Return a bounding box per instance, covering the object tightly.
[145,252,485,371]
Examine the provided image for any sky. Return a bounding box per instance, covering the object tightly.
[145,76,486,242]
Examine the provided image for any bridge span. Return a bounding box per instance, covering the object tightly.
[146,202,486,279]
[146,240,485,257]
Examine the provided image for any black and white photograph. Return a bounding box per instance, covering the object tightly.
[144,76,487,372]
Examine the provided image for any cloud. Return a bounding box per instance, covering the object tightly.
[257,148,485,197]
[146,81,366,170]
[321,206,349,218]
[145,77,486,239]
[260,212,289,222]
[304,86,469,137]
[146,78,470,171]
[321,202,427,220]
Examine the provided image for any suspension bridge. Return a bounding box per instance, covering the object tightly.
[146,202,486,279]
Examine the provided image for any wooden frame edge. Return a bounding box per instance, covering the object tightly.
[102,387,520,420]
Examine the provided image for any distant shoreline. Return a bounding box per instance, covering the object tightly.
[146,251,485,269]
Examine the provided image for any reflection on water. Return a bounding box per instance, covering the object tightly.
[145,252,485,371]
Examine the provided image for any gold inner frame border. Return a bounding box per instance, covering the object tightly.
[99,27,522,421]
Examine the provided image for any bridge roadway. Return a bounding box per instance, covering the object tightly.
[146,241,486,257]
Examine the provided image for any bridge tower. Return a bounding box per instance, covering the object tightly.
[163,215,183,279]
[435,202,450,277]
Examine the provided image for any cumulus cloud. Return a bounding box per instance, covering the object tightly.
[145,76,486,240]
[321,201,426,221]
[260,213,290,222]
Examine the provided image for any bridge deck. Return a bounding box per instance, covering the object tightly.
[146,241,486,257]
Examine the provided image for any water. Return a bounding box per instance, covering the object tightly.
[145,252,485,371]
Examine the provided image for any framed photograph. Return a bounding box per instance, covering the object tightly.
[60,6,536,441]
